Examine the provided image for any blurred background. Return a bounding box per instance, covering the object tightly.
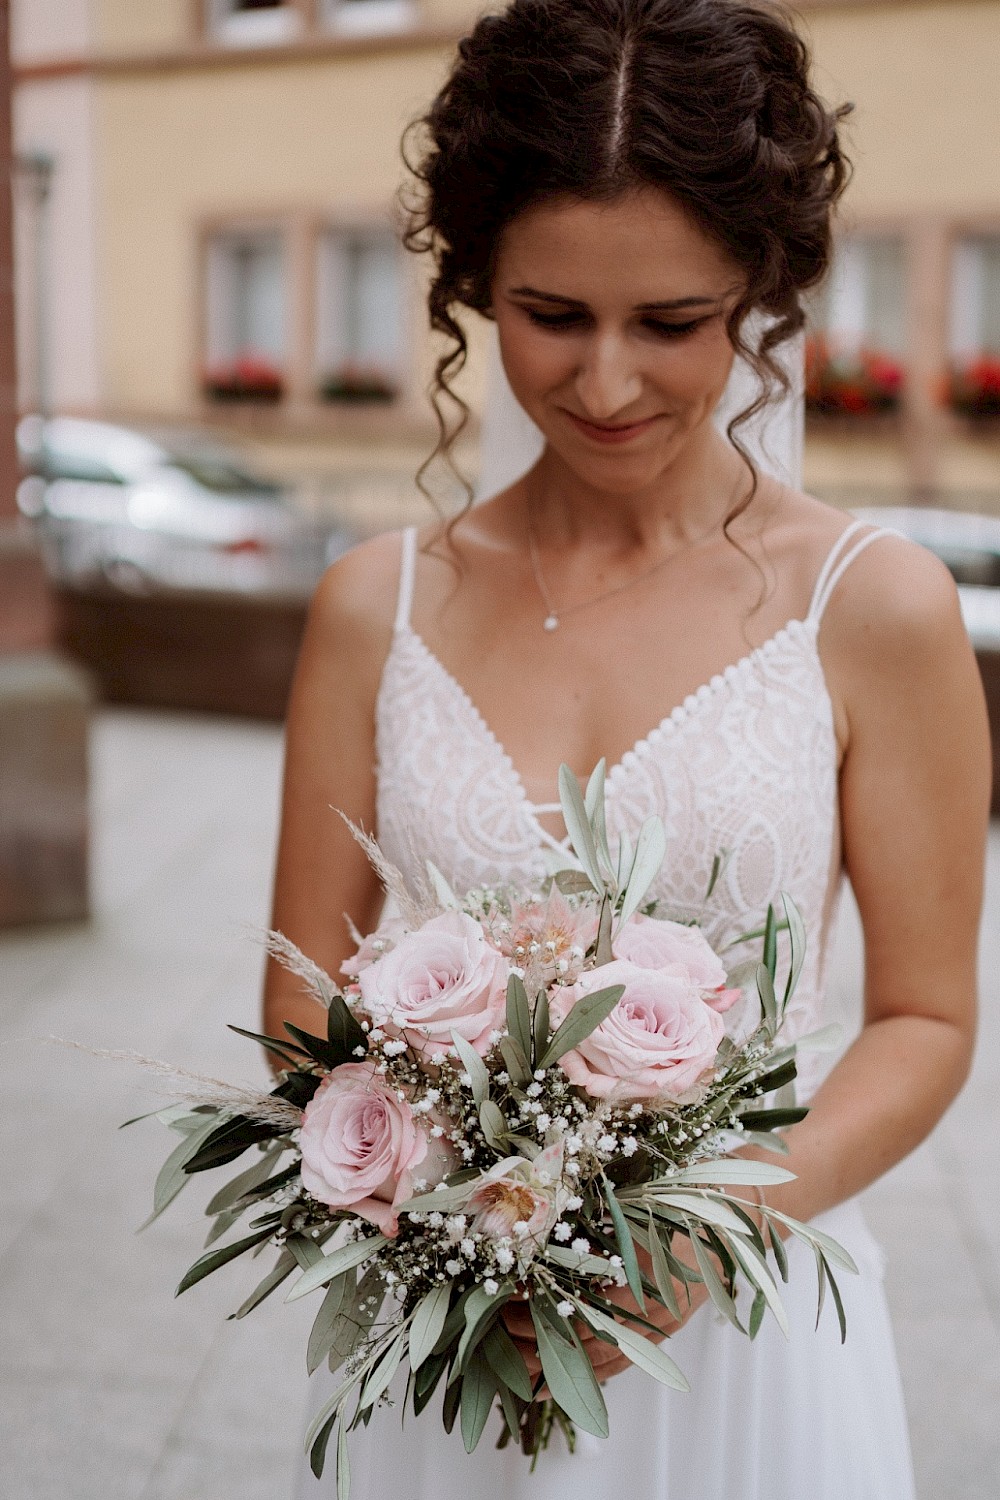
[1,2,999,1497]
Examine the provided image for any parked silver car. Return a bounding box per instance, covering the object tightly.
[852,505,1000,652]
[17,416,353,599]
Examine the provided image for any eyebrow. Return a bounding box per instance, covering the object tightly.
[507,285,721,312]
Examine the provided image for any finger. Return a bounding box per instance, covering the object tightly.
[508,1337,542,1379]
[502,1304,535,1338]
[583,1339,625,1372]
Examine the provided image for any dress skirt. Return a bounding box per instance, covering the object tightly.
[292,1197,915,1500]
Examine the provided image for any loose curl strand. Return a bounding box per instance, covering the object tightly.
[399,0,853,530]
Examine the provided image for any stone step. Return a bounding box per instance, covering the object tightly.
[0,651,92,927]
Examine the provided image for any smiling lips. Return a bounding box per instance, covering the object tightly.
[562,409,663,444]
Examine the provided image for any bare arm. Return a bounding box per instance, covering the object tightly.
[262,534,401,1054]
[752,537,989,1223]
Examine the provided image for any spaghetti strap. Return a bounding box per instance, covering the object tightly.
[394,526,418,633]
[807,520,894,624]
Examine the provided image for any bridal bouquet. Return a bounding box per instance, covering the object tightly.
[129,763,854,1490]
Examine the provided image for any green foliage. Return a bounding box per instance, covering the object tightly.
[175,1225,275,1296]
[505,974,534,1069]
[537,983,624,1069]
[409,1283,452,1371]
[326,993,369,1062]
[460,1351,497,1453]
[286,1235,389,1302]
[602,1173,645,1311]
[529,1299,609,1439]
[481,1322,534,1402]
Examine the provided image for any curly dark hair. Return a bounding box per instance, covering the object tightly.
[401,0,852,517]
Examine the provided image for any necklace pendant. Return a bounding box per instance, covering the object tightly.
[543,613,559,632]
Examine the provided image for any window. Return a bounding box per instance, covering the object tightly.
[805,234,906,415]
[809,234,907,357]
[316,228,405,403]
[321,0,415,37]
[947,236,1000,417]
[950,236,1000,358]
[204,229,287,401]
[208,0,304,47]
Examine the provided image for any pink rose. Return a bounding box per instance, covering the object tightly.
[550,959,725,1102]
[614,914,741,1014]
[299,1063,430,1237]
[356,910,508,1058]
[340,917,410,979]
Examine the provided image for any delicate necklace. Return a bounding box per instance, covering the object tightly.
[526,511,679,632]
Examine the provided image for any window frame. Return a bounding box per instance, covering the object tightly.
[319,0,417,38]
[198,215,292,406]
[807,225,909,359]
[196,0,426,47]
[948,225,1000,360]
[195,209,422,429]
[198,0,313,48]
[803,222,910,424]
[314,216,411,407]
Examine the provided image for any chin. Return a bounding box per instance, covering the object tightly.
[549,436,693,496]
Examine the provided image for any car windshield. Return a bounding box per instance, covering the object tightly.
[167,454,282,498]
[936,548,1000,589]
[18,417,283,498]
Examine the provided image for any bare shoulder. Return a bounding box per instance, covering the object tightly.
[286,528,407,739]
[759,487,963,649]
[309,529,405,645]
[811,513,987,774]
[817,523,967,676]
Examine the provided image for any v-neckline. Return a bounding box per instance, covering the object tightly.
[394,617,821,853]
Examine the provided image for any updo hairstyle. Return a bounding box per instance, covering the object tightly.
[402,0,852,511]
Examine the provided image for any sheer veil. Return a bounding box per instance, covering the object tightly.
[474,317,805,501]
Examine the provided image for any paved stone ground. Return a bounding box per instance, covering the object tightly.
[1,708,998,1499]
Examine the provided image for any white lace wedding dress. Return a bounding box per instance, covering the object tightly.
[293,516,917,1499]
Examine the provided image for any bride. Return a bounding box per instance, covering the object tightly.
[265,1,989,1494]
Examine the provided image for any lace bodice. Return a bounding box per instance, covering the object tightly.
[375,521,891,1100]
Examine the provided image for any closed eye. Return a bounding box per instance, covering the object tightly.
[523,308,709,339]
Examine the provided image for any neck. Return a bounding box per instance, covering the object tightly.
[522,423,753,553]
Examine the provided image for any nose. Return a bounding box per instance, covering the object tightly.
[574,332,644,420]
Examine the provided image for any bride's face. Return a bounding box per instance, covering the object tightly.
[491,187,746,492]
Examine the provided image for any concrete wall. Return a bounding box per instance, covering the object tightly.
[11,0,92,63]
[93,43,461,420]
[805,0,1000,218]
[93,0,194,54]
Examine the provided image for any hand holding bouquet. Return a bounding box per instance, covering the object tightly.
[128,762,855,1492]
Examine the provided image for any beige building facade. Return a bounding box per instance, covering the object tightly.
[11,0,1000,520]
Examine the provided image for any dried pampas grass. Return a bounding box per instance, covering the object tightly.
[263,930,338,1009]
[47,1039,304,1129]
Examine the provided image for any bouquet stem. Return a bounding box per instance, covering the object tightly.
[496,1400,578,1465]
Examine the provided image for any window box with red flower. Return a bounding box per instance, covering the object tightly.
[317,364,398,405]
[203,355,285,404]
[805,336,904,418]
[945,355,1000,420]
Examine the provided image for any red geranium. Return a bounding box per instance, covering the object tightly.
[805,335,904,416]
[946,355,1000,418]
[203,352,285,402]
